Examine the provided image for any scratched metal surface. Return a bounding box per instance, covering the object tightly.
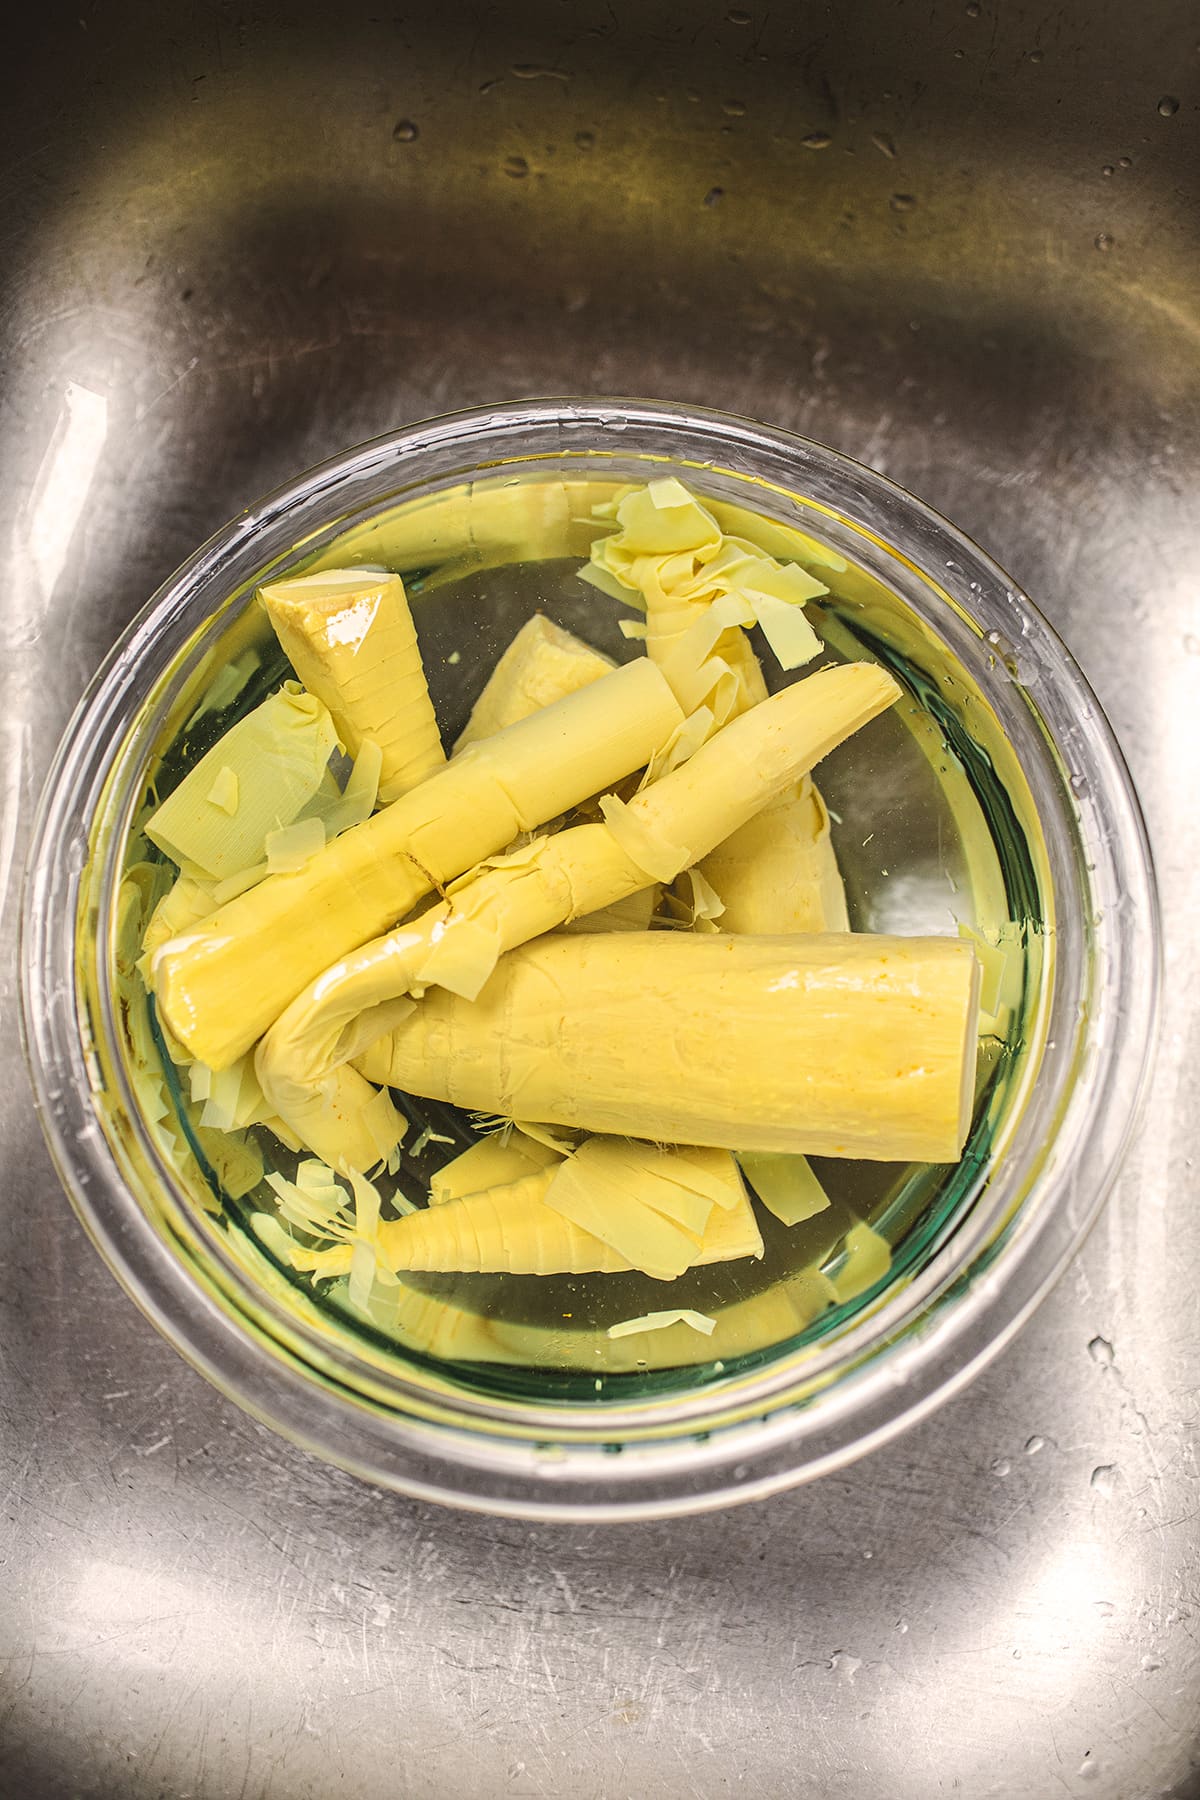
[2,2,1198,1795]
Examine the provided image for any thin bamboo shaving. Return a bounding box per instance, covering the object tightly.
[206,767,239,815]
[265,816,327,874]
[146,683,340,880]
[738,1151,832,1226]
[607,1309,716,1339]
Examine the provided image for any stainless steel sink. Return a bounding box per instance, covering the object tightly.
[3,4,1197,1795]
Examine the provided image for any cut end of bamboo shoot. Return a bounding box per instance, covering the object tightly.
[453,613,614,751]
[259,567,445,802]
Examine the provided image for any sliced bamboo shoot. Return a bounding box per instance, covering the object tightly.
[585,479,828,720]
[154,656,683,1069]
[145,684,339,880]
[290,1144,763,1279]
[738,1151,833,1225]
[359,931,981,1163]
[698,776,849,933]
[428,1128,564,1205]
[453,614,614,750]
[259,568,445,802]
[255,663,900,1154]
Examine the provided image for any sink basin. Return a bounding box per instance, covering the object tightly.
[3,2,1196,1795]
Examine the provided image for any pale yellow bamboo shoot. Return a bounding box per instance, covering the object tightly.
[291,1145,763,1279]
[359,931,981,1163]
[453,613,613,750]
[698,776,850,934]
[428,1129,564,1204]
[255,663,900,1157]
[154,657,683,1068]
[259,568,445,802]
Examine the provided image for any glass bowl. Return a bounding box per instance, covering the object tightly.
[20,399,1159,1519]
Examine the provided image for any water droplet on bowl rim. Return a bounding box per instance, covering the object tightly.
[503,155,530,179]
[802,131,833,149]
[393,119,419,143]
[1157,95,1180,117]
[890,192,917,212]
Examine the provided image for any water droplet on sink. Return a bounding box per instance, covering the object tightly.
[1157,95,1180,117]
[965,1,981,15]
[723,99,747,116]
[1088,1334,1115,1366]
[802,131,832,149]
[890,192,917,212]
[574,130,595,150]
[1119,155,1133,168]
[1141,1652,1163,1671]
[1028,47,1044,63]
[393,119,419,143]
[1094,232,1115,251]
[1090,1464,1117,1497]
[1078,1753,1098,1780]
[704,186,725,206]
[872,132,897,157]
[727,6,751,22]
[503,155,530,179]
[991,1456,1011,1478]
[1025,1434,1046,1455]
[1101,163,1114,176]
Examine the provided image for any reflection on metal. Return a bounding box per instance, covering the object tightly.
[26,383,108,610]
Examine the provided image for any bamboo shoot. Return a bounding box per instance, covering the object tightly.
[453,613,613,750]
[259,568,445,802]
[359,931,981,1163]
[154,656,684,1068]
[255,664,900,1157]
[698,776,849,933]
[291,1143,763,1279]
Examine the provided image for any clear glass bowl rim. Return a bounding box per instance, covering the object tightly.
[20,397,1161,1520]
